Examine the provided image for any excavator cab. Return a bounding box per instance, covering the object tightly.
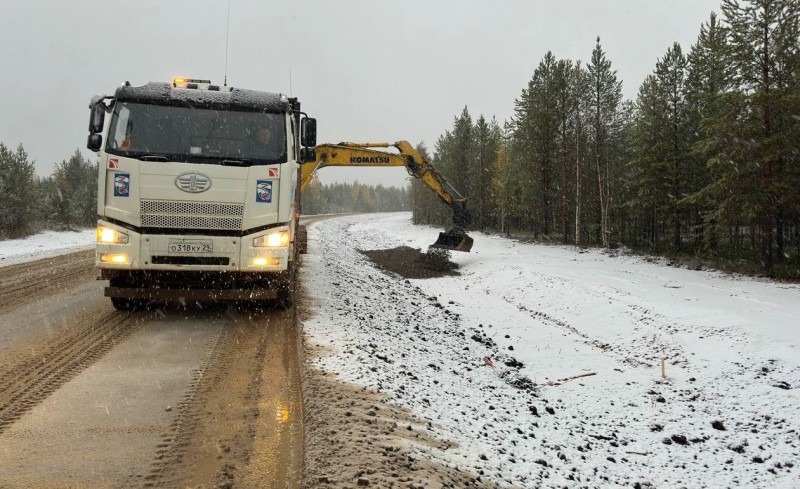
[432,227,473,252]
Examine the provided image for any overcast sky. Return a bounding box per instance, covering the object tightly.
[1,0,721,187]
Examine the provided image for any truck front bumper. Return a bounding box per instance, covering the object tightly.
[95,220,291,273]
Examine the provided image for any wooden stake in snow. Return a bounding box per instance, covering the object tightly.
[661,358,666,379]
[545,372,596,386]
[559,372,596,382]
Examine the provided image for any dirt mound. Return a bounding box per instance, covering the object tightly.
[361,246,459,279]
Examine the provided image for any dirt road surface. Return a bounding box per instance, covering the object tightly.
[0,248,303,488]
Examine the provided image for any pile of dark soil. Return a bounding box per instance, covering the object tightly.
[360,246,459,279]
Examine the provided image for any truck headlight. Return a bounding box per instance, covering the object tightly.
[97,225,129,244]
[253,231,290,247]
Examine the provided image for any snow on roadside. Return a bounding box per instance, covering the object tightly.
[303,212,800,488]
[0,229,95,267]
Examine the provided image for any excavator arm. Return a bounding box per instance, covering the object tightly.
[300,141,473,252]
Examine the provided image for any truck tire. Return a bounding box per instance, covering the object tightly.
[275,262,296,309]
[110,297,141,311]
[297,225,308,254]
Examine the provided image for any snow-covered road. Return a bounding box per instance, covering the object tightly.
[303,213,799,488]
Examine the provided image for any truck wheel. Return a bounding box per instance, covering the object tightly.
[275,263,296,309]
[111,297,140,311]
[297,225,308,254]
[276,287,294,309]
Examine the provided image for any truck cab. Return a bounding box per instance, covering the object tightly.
[87,79,316,309]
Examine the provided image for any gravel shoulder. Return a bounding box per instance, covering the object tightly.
[299,222,498,489]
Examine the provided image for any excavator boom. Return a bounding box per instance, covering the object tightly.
[301,141,473,252]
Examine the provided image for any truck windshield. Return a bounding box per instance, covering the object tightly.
[106,102,287,165]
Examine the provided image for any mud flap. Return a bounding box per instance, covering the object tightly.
[431,227,474,252]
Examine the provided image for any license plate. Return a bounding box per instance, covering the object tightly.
[168,240,212,253]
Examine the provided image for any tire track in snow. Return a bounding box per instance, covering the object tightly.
[0,250,95,315]
[0,308,151,434]
[140,322,229,487]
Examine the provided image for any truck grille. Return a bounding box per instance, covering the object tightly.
[141,200,244,230]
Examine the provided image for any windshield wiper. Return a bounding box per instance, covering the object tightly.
[221,159,250,166]
[140,154,168,162]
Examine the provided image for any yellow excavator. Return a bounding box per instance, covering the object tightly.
[300,141,473,252]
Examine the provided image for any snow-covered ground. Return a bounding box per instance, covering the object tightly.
[303,213,800,488]
[2,217,798,487]
[0,229,95,266]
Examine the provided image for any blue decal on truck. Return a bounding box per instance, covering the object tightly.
[114,173,130,197]
[256,180,273,203]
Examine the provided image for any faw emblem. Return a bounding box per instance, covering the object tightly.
[175,172,212,193]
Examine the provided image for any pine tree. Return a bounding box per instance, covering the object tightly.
[491,123,515,236]
[424,110,482,229]
[34,175,57,226]
[510,52,561,236]
[552,58,576,242]
[474,115,500,230]
[587,37,624,247]
[450,107,475,201]
[0,143,37,237]
[656,43,692,250]
[52,150,97,229]
[573,62,590,245]
[685,12,729,252]
[630,74,670,248]
[719,0,800,271]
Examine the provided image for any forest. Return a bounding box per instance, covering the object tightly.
[412,0,800,277]
[301,176,410,215]
[0,145,96,238]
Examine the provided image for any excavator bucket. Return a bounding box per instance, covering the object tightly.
[432,227,474,252]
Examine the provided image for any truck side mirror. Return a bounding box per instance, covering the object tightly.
[300,147,316,163]
[89,103,105,134]
[301,117,316,147]
[87,134,103,152]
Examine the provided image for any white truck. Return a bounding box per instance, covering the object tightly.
[87,78,317,310]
